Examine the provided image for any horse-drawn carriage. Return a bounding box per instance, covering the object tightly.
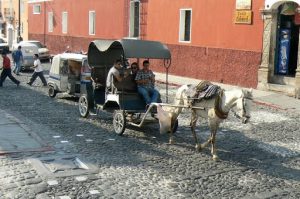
[78,39,178,135]
[76,39,253,160]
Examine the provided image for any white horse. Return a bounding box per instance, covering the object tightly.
[163,84,252,160]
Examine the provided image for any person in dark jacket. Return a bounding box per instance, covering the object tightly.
[12,46,23,75]
[0,52,20,87]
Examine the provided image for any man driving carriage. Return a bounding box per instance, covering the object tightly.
[106,59,127,91]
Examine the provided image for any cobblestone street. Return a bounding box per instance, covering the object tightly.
[0,63,300,198]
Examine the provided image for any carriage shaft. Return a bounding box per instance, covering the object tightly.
[155,103,205,110]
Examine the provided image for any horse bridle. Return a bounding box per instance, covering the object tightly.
[232,95,252,121]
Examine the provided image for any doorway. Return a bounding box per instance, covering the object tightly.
[275,3,299,77]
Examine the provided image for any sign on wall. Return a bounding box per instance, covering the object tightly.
[236,0,252,10]
[234,10,252,24]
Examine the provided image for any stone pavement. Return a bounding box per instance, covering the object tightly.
[155,72,300,112]
[0,110,52,155]
[0,71,300,198]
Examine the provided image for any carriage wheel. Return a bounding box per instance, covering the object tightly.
[171,119,179,134]
[113,110,126,136]
[78,95,89,118]
[48,86,57,98]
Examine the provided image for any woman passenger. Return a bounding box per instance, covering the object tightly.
[130,62,139,79]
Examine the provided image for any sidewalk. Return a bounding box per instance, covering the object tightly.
[155,72,300,112]
[0,110,52,155]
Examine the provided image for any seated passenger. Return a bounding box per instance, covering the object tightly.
[130,62,139,79]
[106,59,127,91]
[135,60,159,106]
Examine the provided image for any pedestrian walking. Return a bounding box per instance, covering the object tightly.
[0,52,20,87]
[12,46,23,75]
[27,54,47,86]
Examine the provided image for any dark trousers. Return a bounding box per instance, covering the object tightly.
[0,68,20,87]
[28,71,47,86]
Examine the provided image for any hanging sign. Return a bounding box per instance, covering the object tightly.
[234,10,252,24]
[236,0,252,10]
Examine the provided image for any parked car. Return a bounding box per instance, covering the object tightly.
[12,43,39,70]
[0,38,9,54]
[18,40,50,61]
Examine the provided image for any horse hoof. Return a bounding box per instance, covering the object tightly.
[212,155,219,161]
[195,144,201,151]
[169,139,175,145]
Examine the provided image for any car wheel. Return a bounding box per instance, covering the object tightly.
[48,86,57,98]
[113,110,126,136]
[78,95,89,118]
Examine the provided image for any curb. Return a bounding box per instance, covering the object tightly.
[252,100,287,111]
[156,80,181,87]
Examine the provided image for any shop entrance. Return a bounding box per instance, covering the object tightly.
[275,3,300,76]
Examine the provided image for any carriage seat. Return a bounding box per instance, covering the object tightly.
[112,74,137,94]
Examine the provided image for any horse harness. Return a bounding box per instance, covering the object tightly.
[185,81,228,119]
[214,90,228,119]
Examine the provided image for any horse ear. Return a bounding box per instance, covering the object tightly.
[246,88,253,98]
[242,88,253,98]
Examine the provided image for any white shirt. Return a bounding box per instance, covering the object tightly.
[106,66,120,88]
[33,59,43,72]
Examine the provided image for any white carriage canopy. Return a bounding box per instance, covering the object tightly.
[87,39,171,67]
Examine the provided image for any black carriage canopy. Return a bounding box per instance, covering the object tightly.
[87,39,171,67]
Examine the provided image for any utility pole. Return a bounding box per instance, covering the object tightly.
[17,0,22,42]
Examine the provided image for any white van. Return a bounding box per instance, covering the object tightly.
[12,43,39,70]
[48,53,89,98]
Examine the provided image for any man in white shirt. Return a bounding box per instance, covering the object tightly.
[27,54,47,86]
[106,59,127,91]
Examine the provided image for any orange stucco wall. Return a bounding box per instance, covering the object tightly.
[28,0,127,39]
[28,0,265,88]
[146,0,264,52]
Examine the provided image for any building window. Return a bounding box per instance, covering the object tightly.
[62,12,68,34]
[129,0,140,38]
[33,4,41,14]
[48,12,53,32]
[179,9,192,42]
[89,11,96,35]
